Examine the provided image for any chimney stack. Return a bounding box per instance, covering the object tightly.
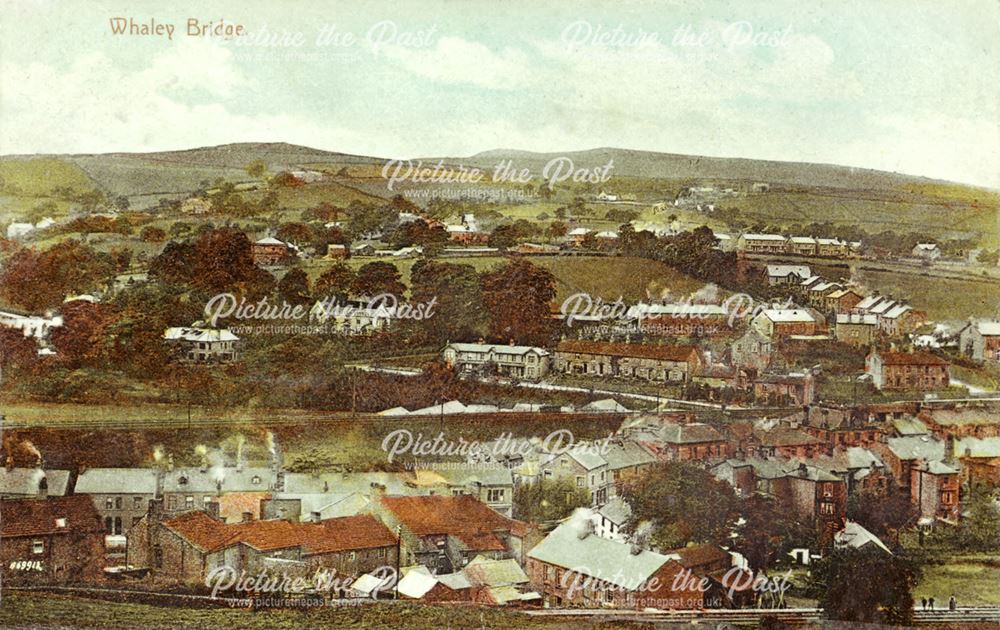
[310,511,321,524]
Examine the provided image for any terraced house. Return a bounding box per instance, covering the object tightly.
[553,340,701,382]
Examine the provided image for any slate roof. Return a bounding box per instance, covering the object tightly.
[161,467,274,494]
[0,468,71,497]
[885,436,946,462]
[75,468,159,495]
[658,422,725,444]
[464,555,529,586]
[528,521,674,591]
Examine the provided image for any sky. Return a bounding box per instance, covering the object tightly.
[1,0,998,187]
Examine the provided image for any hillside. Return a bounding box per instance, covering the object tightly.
[2,143,997,246]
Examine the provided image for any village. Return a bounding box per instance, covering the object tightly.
[2,179,1000,627]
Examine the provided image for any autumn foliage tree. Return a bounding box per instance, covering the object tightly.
[480,259,557,346]
[0,241,115,311]
[50,300,119,368]
[351,261,406,298]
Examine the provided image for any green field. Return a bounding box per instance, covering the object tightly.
[301,254,710,304]
[0,592,560,630]
[914,560,1000,606]
[812,263,1000,321]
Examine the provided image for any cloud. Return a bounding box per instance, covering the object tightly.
[377,36,536,90]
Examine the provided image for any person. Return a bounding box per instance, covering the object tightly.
[921,597,927,610]
[929,597,935,610]
[950,595,957,611]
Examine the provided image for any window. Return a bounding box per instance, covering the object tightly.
[185,496,194,508]
[167,496,177,510]
[32,540,44,554]
[576,476,585,488]
[114,517,122,535]
[251,476,261,485]
[487,488,504,503]
[134,496,143,509]
[820,502,835,515]
[115,497,123,510]
[376,547,387,558]
[153,545,163,569]
[105,516,113,533]
[349,551,356,562]
[105,498,114,510]
[203,496,212,505]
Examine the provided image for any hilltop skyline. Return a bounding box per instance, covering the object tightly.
[1,0,998,187]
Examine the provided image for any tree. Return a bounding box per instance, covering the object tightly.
[479,259,557,347]
[50,300,119,368]
[810,546,919,625]
[0,241,115,311]
[278,268,312,306]
[0,328,39,377]
[955,486,1000,550]
[276,222,314,247]
[352,261,405,298]
[847,487,918,545]
[619,462,740,550]
[488,224,521,250]
[314,263,356,302]
[513,478,591,522]
[346,204,398,239]
[409,260,485,343]
[732,494,812,572]
[140,226,167,242]
[245,159,268,179]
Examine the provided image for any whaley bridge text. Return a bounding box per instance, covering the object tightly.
[108,17,246,40]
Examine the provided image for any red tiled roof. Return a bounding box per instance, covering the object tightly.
[0,495,103,538]
[380,495,526,551]
[162,511,239,552]
[670,543,731,569]
[556,340,699,362]
[876,351,949,366]
[162,512,397,555]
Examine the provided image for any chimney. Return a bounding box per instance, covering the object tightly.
[166,454,174,472]
[798,462,808,477]
[5,454,13,472]
[274,470,285,493]
[309,511,321,524]
[945,435,956,465]
[200,457,209,474]
[576,519,595,540]
[630,542,643,555]
[38,475,48,498]
[241,511,254,523]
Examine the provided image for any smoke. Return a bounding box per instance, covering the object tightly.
[194,444,208,457]
[266,431,276,457]
[688,283,720,304]
[21,440,42,465]
[235,434,246,467]
[152,445,164,463]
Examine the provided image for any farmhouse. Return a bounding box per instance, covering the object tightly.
[958,320,1000,362]
[865,350,950,391]
[751,309,820,339]
[163,325,240,363]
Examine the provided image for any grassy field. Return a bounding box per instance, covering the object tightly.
[811,263,1000,321]
[301,254,710,304]
[914,560,1000,606]
[738,187,998,245]
[0,592,562,630]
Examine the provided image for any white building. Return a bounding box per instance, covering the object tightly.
[442,342,550,380]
